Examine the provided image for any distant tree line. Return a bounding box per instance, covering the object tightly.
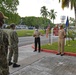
[1,0,76,28]
[21,16,54,29]
[0,0,56,28]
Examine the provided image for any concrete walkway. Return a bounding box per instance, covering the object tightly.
[9,44,76,75]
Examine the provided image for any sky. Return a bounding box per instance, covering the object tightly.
[17,0,75,24]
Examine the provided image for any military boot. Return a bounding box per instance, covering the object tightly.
[9,61,13,66]
[13,63,20,68]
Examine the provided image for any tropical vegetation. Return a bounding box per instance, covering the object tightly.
[0,0,57,28]
[0,0,20,24]
[40,6,48,18]
[59,0,76,26]
[22,16,52,29]
[48,9,57,24]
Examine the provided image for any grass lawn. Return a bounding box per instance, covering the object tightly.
[16,29,45,37]
[4,29,45,37]
[41,40,76,53]
[16,29,34,37]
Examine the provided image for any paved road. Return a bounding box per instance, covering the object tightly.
[9,44,76,75]
[18,35,58,46]
[18,35,49,46]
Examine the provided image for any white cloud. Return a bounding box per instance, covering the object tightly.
[17,0,74,23]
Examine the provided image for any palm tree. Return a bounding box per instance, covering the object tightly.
[40,6,48,18]
[48,9,57,24]
[59,0,76,26]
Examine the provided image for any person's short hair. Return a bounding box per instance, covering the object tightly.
[10,23,15,28]
[60,25,63,28]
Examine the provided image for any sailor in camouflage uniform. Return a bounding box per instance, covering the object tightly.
[3,31,9,56]
[0,11,9,75]
[8,23,20,67]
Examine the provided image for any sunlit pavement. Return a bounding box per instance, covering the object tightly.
[9,44,76,75]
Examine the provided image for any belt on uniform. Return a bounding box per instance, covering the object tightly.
[35,37,40,38]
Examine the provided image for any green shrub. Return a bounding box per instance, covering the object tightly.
[66,30,76,41]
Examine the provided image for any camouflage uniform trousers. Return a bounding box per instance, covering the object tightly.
[5,45,8,56]
[8,44,18,63]
[0,46,9,75]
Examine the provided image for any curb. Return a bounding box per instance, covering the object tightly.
[32,45,76,57]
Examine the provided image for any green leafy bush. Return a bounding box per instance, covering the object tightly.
[66,30,76,41]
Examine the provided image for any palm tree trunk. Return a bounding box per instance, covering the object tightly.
[53,19,54,24]
[74,7,76,26]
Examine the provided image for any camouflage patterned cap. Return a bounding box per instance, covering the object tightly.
[0,11,8,19]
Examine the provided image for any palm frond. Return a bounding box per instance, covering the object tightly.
[59,0,61,2]
[62,0,69,9]
[70,0,76,9]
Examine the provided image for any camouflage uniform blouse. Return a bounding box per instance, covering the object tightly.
[9,29,18,46]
